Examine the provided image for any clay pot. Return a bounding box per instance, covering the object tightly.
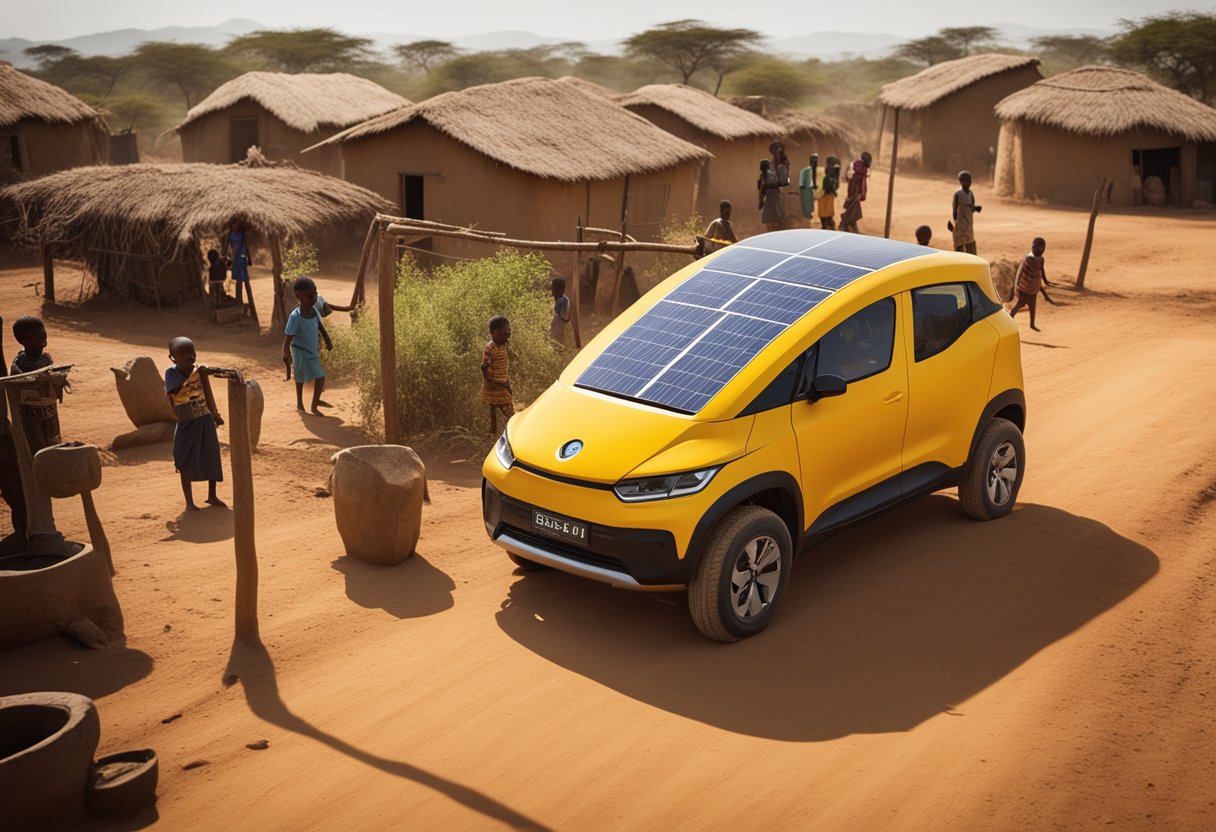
[33,442,101,498]
[0,692,100,831]
[0,542,124,650]
[87,748,158,821]
[329,445,427,565]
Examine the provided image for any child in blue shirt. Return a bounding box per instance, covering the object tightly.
[283,277,327,414]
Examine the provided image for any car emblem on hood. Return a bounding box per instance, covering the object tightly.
[557,439,583,460]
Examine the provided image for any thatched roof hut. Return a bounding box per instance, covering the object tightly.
[617,84,782,226]
[554,75,617,99]
[175,72,410,177]
[311,77,710,259]
[0,61,109,182]
[878,54,1042,173]
[1,155,388,309]
[994,66,1216,206]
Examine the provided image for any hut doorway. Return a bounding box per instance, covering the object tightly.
[1134,147,1181,204]
[230,116,259,163]
[398,173,432,255]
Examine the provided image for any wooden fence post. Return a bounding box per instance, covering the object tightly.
[377,229,400,444]
[883,108,900,240]
[1075,176,1107,291]
[571,218,582,348]
[227,374,260,646]
[41,245,55,303]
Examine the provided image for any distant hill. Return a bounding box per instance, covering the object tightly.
[0,18,263,67]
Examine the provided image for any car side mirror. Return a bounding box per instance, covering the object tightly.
[807,374,847,403]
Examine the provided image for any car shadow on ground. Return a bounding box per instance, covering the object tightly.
[330,552,455,619]
[496,496,1158,741]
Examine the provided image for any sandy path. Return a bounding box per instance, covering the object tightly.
[2,171,1214,831]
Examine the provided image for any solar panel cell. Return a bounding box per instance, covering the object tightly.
[762,257,871,290]
[665,270,755,310]
[702,247,789,276]
[811,234,929,270]
[724,281,830,325]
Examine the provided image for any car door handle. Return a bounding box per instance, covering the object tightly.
[884,391,904,404]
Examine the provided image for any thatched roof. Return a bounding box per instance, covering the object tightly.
[312,77,712,182]
[769,110,854,145]
[1,154,389,261]
[0,61,105,128]
[618,84,781,140]
[176,72,410,134]
[995,65,1216,143]
[554,75,617,98]
[879,54,1041,110]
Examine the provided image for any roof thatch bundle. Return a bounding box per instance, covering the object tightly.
[617,84,781,139]
[313,76,711,182]
[768,110,854,147]
[175,72,411,134]
[879,54,1041,110]
[554,75,617,98]
[0,61,106,128]
[1,152,389,266]
[995,65,1216,142]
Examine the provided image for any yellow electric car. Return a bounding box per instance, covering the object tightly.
[483,229,1025,641]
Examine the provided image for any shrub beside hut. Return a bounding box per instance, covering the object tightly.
[175,72,410,176]
[994,66,1216,207]
[0,61,109,183]
[878,54,1042,175]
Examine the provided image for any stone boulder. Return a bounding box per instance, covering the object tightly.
[329,445,427,565]
[110,357,175,427]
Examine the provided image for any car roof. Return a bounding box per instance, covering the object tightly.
[573,230,937,415]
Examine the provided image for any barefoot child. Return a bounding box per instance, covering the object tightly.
[1009,237,1056,332]
[165,337,225,511]
[481,316,513,434]
[283,277,327,414]
[947,170,982,254]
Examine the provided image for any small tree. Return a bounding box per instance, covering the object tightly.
[393,40,458,74]
[623,19,762,91]
[939,26,999,57]
[724,57,817,103]
[894,36,964,66]
[130,42,237,109]
[24,44,78,70]
[1110,13,1216,105]
[226,28,375,73]
[1031,35,1111,68]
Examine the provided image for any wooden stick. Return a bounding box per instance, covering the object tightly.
[226,373,260,646]
[1075,176,1106,291]
[381,223,697,255]
[874,105,888,165]
[883,107,900,240]
[375,214,506,237]
[609,176,630,317]
[377,230,400,444]
[41,244,54,303]
[572,219,583,349]
[269,235,285,331]
[349,220,378,311]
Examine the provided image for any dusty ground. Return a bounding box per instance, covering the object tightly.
[2,170,1215,831]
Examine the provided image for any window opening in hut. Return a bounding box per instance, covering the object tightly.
[1133,147,1181,205]
[230,116,259,163]
[399,174,431,253]
[1196,144,1216,204]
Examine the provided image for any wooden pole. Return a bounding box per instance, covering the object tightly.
[609,176,630,316]
[571,219,583,348]
[883,108,900,240]
[1075,176,1106,291]
[226,374,260,645]
[3,385,56,540]
[381,223,697,256]
[874,105,888,165]
[377,229,400,444]
[349,220,379,311]
[41,245,55,303]
[269,235,285,331]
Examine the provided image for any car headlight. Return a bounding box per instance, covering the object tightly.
[494,428,515,469]
[613,467,719,502]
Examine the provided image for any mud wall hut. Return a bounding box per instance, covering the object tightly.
[311,77,711,259]
[994,66,1216,207]
[878,54,1042,175]
[729,96,854,163]
[617,84,782,226]
[0,61,109,182]
[175,72,410,176]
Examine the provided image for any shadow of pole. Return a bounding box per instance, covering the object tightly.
[223,641,549,831]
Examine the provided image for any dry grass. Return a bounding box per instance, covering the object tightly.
[879,54,1042,111]
[995,66,1216,142]
[312,77,712,182]
[0,60,106,127]
[176,71,410,134]
[618,83,781,140]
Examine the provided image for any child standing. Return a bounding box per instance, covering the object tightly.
[165,337,225,511]
[206,249,228,307]
[1009,237,1056,332]
[703,200,738,253]
[550,277,570,345]
[481,316,513,434]
[818,163,839,230]
[948,170,982,254]
[283,277,327,414]
[10,315,52,374]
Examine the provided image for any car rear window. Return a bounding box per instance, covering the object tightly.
[912,284,971,361]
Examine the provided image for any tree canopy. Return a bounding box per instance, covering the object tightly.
[131,42,236,109]
[1110,12,1216,105]
[894,36,963,66]
[393,40,459,74]
[939,26,998,57]
[623,19,762,91]
[225,28,375,73]
[1031,35,1111,69]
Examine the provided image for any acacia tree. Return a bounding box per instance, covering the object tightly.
[623,19,761,92]
[24,44,78,69]
[130,42,236,109]
[939,26,998,57]
[226,28,374,73]
[894,36,963,66]
[1031,35,1111,68]
[393,39,458,74]
[1111,13,1216,105]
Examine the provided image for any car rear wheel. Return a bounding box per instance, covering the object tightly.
[688,505,792,642]
[507,553,547,571]
[959,417,1025,520]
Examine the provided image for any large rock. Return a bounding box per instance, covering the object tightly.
[110,357,174,427]
[330,445,427,565]
[245,379,264,452]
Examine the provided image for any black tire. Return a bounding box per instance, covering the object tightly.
[959,417,1025,520]
[688,505,793,642]
[507,552,547,571]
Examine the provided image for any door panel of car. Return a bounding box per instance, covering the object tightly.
[902,285,999,471]
[792,297,908,529]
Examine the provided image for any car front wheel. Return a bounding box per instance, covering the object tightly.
[688,505,793,642]
[959,417,1025,520]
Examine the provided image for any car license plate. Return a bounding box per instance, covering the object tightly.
[531,509,589,546]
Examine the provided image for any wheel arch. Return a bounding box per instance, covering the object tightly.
[685,472,802,574]
[968,389,1026,462]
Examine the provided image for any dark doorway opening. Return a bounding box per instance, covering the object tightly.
[229,116,259,163]
[1133,147,1181,205]
[8,134,24,172]
[399,174,431,254]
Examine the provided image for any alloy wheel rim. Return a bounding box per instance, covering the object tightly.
[730,536,781,621]
[987,441,1018,506]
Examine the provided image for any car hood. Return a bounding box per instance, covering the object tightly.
[508,382,754,485]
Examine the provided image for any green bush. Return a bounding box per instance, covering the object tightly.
[330,251,567,436]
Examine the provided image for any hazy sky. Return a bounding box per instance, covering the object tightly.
[7,0,1208,41]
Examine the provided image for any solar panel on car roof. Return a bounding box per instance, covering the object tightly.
[575,231,930,413]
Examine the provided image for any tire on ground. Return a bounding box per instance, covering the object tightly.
[959,416,1025,521]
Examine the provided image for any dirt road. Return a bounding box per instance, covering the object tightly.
[2,171,1214,830]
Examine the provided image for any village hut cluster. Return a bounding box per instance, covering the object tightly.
[0,61,110,183]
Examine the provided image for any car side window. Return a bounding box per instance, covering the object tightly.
[912,284,971,362]
[815,297,896,384]
[738,353,804,415]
